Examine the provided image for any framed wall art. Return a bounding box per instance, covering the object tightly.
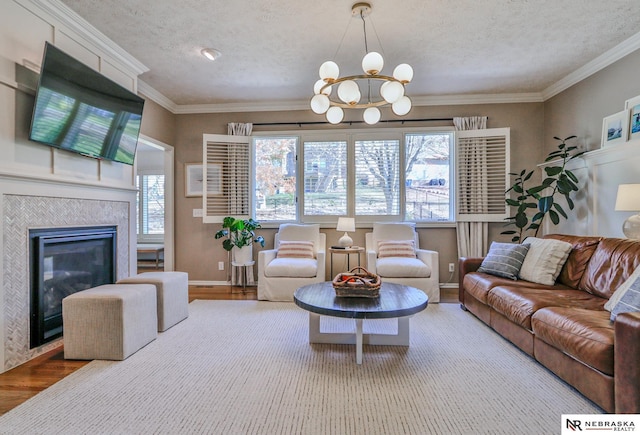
[185,163,223,197]
[601,110,628,148]
[185,163,204,197]
[625,95,640,141]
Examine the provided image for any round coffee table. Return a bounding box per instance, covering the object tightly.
[294,281,428,364]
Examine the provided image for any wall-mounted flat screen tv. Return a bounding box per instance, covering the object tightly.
[29,42,145,165]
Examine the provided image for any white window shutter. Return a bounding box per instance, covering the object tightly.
[202,134,251,223]
[455,127,510,222]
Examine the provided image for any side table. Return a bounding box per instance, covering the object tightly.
[231,260,255,291]
[329,246,365,278]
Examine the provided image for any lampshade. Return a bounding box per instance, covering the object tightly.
[336,217,355,247]
[615,184,640,239]
[336,217,356,232]
[615,184,640,211]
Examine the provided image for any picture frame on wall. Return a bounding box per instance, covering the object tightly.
[625,95,640,141]
[601,110,628,148]
[185,163,223,197]
[185,163,204,197]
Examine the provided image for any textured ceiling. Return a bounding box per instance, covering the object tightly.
[59,0,640,107]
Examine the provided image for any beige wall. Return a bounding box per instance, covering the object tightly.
[140,98,176,146]
[173,102,544,282]
[544,49,640,153]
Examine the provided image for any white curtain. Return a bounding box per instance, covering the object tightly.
[455,116,489,258]
[227,123,255,286]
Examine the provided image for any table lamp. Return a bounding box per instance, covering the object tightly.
[336,217,355,247]
[615,184,640,239]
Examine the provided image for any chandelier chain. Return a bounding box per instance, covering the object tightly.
[360,11,373,103]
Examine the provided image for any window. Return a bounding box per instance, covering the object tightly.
[137,174,165,240]
[404,133,452,221]
[254,136,297,222]
[253,129,455,224]
[355,139,400,216]
[303,140,347,216]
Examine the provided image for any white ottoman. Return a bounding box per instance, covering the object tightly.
[117,271,189,332]
[62,284,157,360]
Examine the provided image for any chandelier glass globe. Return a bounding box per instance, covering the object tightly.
[393,64,414,83]
[392,96,412,116]
[380,81,404,104]
[337,80,361,105]
[363,107,381,125]
[326,106,344,124]
[362,52,383,75]
[319,61,339,82]
[310,94,330,114]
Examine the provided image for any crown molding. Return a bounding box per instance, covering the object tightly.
[542,31,640,101]
[145,92,544,115]
[23,0,148,76]
[137,80,178,113]
[412,93,544,106]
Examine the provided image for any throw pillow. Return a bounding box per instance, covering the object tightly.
[477,242,530,280]
[377,240,416,258]
[518,237,573,285]
[605,264,640,312]
[277,240,314,259]
[610,273,640,321]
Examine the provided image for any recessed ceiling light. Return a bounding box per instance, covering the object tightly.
[201,48,222,61]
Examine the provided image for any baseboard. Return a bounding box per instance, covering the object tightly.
[440,283,459,289]
[189,280,230,286]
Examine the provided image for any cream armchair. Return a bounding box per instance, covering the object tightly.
[258,224,326,301]
[365,222,440,302]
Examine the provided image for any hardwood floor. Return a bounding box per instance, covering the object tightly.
[0,284,457,416]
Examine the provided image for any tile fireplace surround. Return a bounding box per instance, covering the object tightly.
[2,194,129,371]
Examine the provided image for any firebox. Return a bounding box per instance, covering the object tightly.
[29,226,117,348]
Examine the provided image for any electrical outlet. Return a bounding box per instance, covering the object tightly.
[218,262,225,270]
[448,263,455,273]
[193,208,203,217]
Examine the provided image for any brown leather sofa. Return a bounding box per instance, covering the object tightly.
[458,234,640,413]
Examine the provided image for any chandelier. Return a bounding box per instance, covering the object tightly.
[310,2,413,125]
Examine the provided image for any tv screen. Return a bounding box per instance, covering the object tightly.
[29,42,145,165]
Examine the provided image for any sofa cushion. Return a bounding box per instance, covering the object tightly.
[542,235,601,288]
[377,240,416,258]
[487,286,607,330]
[605,265,640,312]
[263,258,318,278]
[610,276,640,321]
[519,237,572,285]
[376,257,430,278]
[477,242,530,280]
[532,307,614,376]
[579,238,640,299]
[463,272,570,305]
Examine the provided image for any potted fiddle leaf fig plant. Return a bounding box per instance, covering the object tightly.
[502,135,585,243]
[214,216,265,264]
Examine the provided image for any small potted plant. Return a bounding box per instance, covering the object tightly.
[214,216,265,264]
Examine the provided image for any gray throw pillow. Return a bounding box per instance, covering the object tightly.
[610,274,640,321]
[477,242,530,280]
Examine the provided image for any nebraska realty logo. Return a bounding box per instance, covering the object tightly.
[562,415,639,433]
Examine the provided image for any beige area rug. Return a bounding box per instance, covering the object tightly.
[0,300,600,434]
